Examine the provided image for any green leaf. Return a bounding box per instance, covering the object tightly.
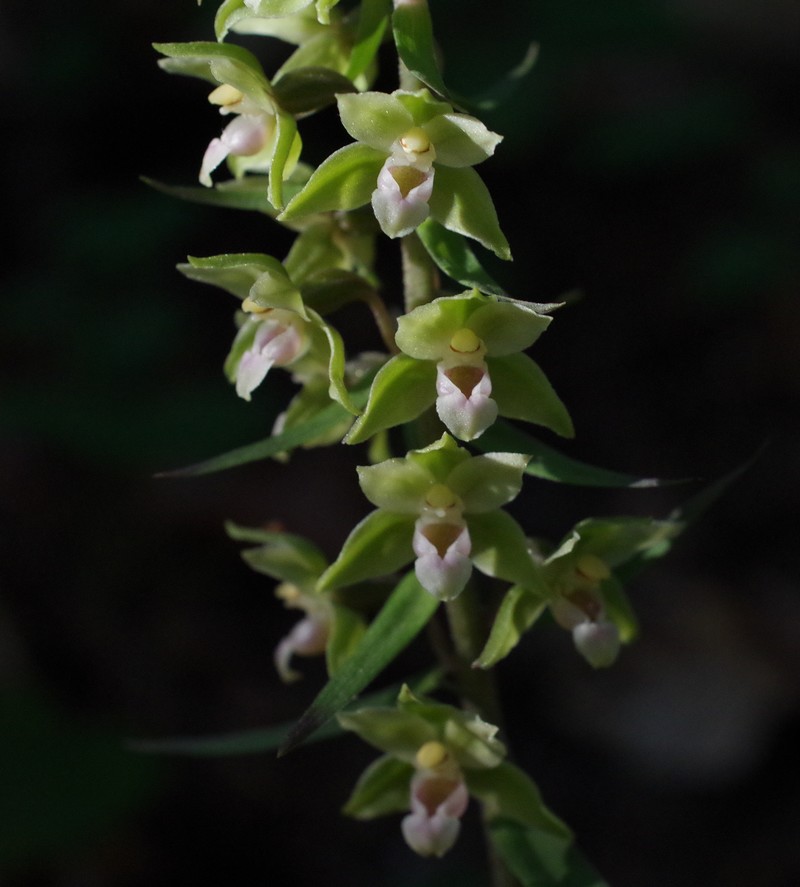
[343,754,414,819]
[490,353,574,439]
[467,762,571,838]
[489,819,610,887]
[280,143,385,221]
[318,510,415,591]
[127,670,442,758]
[475,585,548,669]
[466,43,539,113]
[476,420,681,488]
[392,0,450,100]
[417,219,507,296]
[272,66,356,116]
[226,522,329,585]
[178,253,293,302]
[279,573,440,755]
[430,165,511,260]
[141,175,280,215]
[327,604,368,675]
[346,0,391,82]
[344,355,437,445]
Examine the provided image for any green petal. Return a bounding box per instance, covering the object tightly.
[468,301,552,356]
[601,576,640,643]
[344,355,437,445]
[318,510,415,591]
[308,309,358,414]
[338,708,436,764]
[447,452,530,514]
[551,516,681,569]
[357,458,433,513]
[490,353,574,438]
[429,166,511,260]
[469,511,545,591]
[279,143,385,221]
[395,292,481,360]
[405,432,470,482]
[268,110,302,211]
[337,92,412,151]
[243,0,314,17]
[342,755,415,819]
[423,113,502,168]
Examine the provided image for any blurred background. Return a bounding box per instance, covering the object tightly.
[1,0,799,884]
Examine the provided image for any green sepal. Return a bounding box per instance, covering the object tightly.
[475,585,548,669]
[467,761,572,838]
[417,219,507,296]
[357,458,433,514]
[490,353,575,438]
[268,109,302,210]
[232,0,315,20]
[343,754,414,819]
[308,307,358,414]
[340,686,505,770]
[141,175,280,215]
[225,521,328,586]
[327,603,368,675]
[405,432,470,480]
[489,820,610,887]
[346,0,391,82]
[154,41,274,112]
[447,453,530,514]
[469,510,544,591]
[600,575,639,643]
[279,143,385,221]
[429,165,511,260]
[276,377,355,453]
[318,510,414,592]
[279,573,439,754]
[391,0,450,101]
[344,355,437,445]
[272,66,356,116]
[178,253,288,301]
[284,225,347,284]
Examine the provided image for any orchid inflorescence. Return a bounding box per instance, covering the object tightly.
[153,0,687,879]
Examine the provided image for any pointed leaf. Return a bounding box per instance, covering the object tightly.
[141,175,281,215]
[392,0,450,100]
[416,219,507,296]
[430,166,511,260]
[476,420,683,488]
[280,143,385,221]
[279,573,440,754]
[346,0,391,81]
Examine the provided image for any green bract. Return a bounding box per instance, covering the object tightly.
[319,434,546,601]
[154,41,302,209]
[280,88,510,255]
[346,290,573,444]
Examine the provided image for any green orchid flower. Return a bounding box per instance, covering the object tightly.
[280,88,509,257]
[345,289,574,444]
[319,434,547,601]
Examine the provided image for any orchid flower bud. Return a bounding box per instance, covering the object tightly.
[200,114,273,187]
[273,582,330,683]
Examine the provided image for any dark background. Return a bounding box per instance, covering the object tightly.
[2,0,799,884]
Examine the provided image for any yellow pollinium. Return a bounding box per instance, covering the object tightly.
[425,483,457,509]
[399,126,431,155]
[575,554,611,583]
[449,328,482,354]
[416,740,449,770]
[208,83,244,108]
